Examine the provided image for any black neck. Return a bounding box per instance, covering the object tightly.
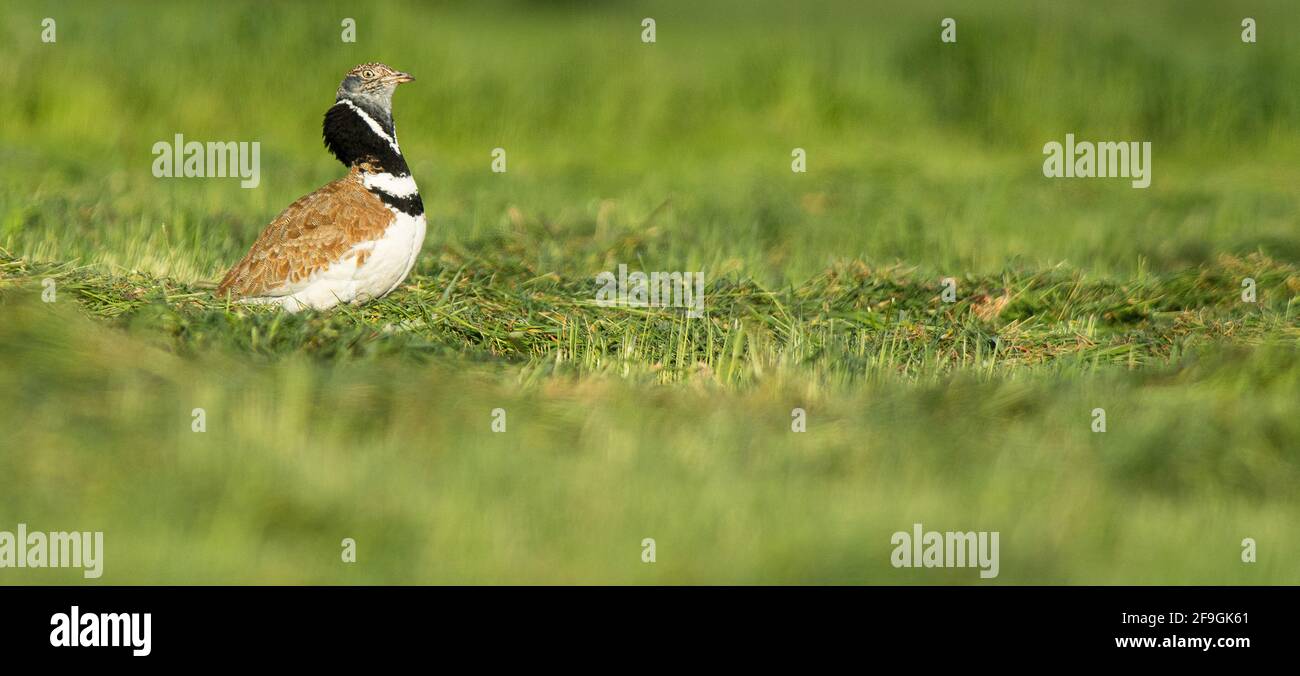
[322,99,411,175]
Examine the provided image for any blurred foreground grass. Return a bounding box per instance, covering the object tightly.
[1,298,1297,583]
[2,245,1297,583]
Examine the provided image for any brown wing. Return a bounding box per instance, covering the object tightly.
[217,167,394,299]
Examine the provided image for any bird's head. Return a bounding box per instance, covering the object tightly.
[336,62,414,116]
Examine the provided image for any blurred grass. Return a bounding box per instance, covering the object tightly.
[2,0,1299,281]
[0,0,1298,583]
[0,298,1297,584]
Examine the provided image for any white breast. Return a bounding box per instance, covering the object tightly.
[245,208,427,313]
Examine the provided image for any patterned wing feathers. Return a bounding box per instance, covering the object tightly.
[217,168,393,299]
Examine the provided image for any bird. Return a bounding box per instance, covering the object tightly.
[217,62,425,312]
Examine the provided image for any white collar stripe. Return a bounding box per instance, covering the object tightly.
[363,172,419,197]
[335,99,401,154]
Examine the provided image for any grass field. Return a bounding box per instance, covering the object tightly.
[1,0,1298,583]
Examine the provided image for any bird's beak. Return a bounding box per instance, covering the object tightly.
[386,71,415,85]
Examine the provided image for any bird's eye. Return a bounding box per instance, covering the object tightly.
[362,70,375,79]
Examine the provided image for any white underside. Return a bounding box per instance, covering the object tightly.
[242,208,427,312]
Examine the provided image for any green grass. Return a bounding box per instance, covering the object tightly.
[0,0,1298,583]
